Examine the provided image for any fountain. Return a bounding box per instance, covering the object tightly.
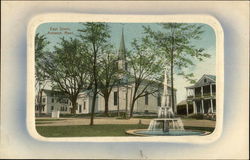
[126,68,209,136]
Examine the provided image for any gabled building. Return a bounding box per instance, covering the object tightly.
[178,74,216,115]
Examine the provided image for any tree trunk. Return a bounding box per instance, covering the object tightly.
[70,96,78,114]
[129,99,136,118]
[71,101,77,114]
[104,96,109,116]
[90,90,97,125]
[38,89,43,117]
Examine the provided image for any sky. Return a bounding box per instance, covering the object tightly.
[36,22,216,103]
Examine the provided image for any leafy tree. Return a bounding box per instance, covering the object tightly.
[78,22,111,125]
[144,23,210,112]
[35,33,49,116]
[128,39,162,118]
[98,50,121,116]
[42,38,91,114]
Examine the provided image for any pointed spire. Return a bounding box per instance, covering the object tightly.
[118,27,126,60]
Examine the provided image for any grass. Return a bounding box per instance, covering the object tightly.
[36,124,148,137]
[36,124,215,137]
[36,118,65,121]
[184,126,215,132]
[35,121,53,124]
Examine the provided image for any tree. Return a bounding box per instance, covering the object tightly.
[42,38,91,114]
[35,33,49,116]
[98,50,121,116]
[78,22,111,125]
[144,23,210,112]
[128,39,162,118]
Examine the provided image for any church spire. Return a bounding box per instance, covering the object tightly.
[118,27,126,60]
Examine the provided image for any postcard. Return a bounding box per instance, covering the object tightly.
[1,1,249,159]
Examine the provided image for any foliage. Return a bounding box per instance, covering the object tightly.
[35,33,50,82]
[127,39,162,117]
[98,49,121,115]
[144,23,211,111]
[42,38,91,113]
[78,22,112,125]
[35,33,50,116]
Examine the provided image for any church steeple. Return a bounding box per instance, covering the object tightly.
[118,28,126,60]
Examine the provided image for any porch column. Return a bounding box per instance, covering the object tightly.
[210,99,214,113]
[201,86,203,96]
[201,99,204,113]
[210,84,213,96]
[186,88,188,98]
[193,101,197,114]
[186,103,189,116]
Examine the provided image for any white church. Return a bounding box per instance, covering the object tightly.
[35,30,177,115]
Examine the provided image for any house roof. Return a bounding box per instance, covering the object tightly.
[186,74,216,89]
[206,75,216,81]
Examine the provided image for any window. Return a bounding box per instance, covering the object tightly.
[157,95,161,107]
[204,78,207,83]
[51,98,54,103]
[51,106,54,111]
[79,105,82,113]
[114,92,118,106]
[42,98,46,103]
[83,101,86,110]
[145,92,148,105]
[42,106,45,111]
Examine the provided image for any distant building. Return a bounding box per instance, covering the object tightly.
[177,74,216,115]
[35,89,71,114]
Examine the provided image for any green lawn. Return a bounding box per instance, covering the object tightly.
[36,124,148,137]
[36,124,215,137]
[184,126,215,132]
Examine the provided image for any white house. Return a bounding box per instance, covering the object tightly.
[35,89,71,114]
[177,74,216,115]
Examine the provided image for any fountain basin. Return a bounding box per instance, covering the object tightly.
[126,129,210,136]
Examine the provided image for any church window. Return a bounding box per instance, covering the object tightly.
[145,92,148,105]
[83,101,86,110]
[157,95,161,107]
[114,92,118,106]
